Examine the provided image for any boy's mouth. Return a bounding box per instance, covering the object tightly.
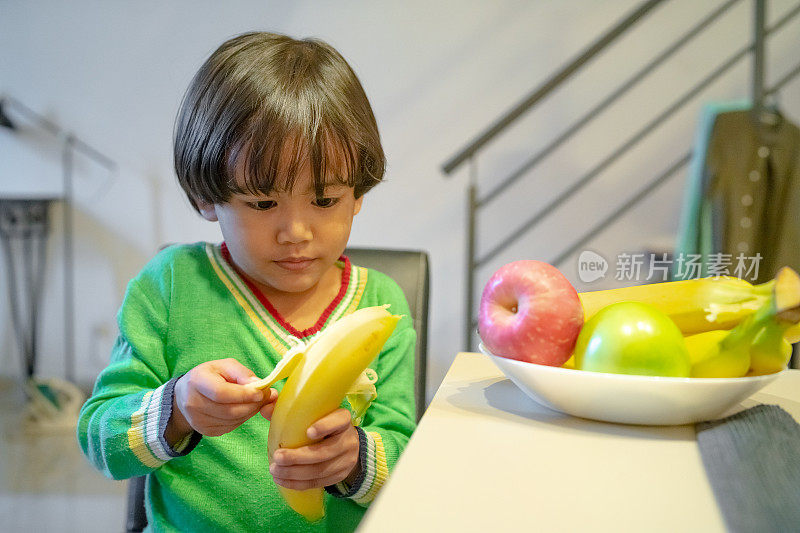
[275,257,315,271]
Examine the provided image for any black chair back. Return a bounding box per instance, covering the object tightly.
[345,247,429,422]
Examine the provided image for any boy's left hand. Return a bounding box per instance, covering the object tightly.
[269,408,361,490]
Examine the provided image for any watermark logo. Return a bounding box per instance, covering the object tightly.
[577,251,763,283]
[577,250,608,283]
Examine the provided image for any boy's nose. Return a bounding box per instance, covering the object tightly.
[276,217,312,244]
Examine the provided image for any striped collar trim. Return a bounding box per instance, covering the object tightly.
[205,243,368,354]
[221,243,352,338]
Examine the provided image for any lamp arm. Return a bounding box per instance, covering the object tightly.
[1,94,116,171]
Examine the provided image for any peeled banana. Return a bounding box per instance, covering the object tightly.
[265,305,400,522]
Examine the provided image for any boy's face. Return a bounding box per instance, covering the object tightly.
[197,160,362,300]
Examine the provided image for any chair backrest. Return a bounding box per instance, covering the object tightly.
[126,247,430,533]
[344,247,429,423]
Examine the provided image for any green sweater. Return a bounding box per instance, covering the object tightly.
[77,242,417,532]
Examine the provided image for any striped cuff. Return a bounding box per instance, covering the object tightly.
[172,431,195,453]
[126,377,201,469]
[325,428,389,505]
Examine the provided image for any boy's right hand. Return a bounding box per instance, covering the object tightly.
[167,358,277,443]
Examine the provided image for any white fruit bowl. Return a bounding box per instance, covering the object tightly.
[479,344,784,425]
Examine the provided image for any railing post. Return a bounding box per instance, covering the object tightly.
[465,157,478,351]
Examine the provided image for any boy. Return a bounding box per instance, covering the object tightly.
[78,32,417,532]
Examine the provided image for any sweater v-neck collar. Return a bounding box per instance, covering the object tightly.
[204,242,368,353]
[219,242,351,338]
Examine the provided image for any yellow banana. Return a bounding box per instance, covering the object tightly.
[685,330,749,378]
[717,272,799,376]
[785,323,800,344]
[266,306,400,522]
[649,267,800,378]
[685,316,797,379]
[578,267,800,335]
[749,322,794,375]
[745,268,800,374]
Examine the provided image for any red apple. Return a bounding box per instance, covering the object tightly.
[478,260,584,366]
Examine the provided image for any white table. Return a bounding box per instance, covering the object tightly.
[359,352,800,532]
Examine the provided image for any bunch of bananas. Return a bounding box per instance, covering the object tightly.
[249,305,400,521]
[577,267,800,378]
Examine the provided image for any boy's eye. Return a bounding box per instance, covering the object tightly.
[313,197,339,208]
[250,200,277,211]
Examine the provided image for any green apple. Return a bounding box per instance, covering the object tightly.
[574,301,691,377]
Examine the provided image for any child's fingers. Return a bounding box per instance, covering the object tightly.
[198,397,264,420]
[192,365,264,404]
[196,379,264,404]
[260,403,275,421]
[272,424,358,466]
[272,465,353,490]
[272,438,339,466]
[259,389,279,420]
[306,408,353,440]
[184,412,253,437]
[214,358,259,385]
[270,454,351,481]
[269,422,359,489]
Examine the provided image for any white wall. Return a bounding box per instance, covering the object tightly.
[1,0,799,402]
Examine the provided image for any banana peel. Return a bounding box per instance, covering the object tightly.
[345,368,378,426]
[248,341,306,391]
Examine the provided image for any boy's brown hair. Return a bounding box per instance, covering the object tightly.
[174,31,385,211]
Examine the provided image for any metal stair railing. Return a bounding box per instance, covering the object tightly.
[442,0,800,349]
[441,0,666,174]
[476,0,742,211]
[549,11,800,269]
[480,1,800,267]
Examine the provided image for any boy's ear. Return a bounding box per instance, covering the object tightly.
[353,196,363,216]
[196,200,218,222]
